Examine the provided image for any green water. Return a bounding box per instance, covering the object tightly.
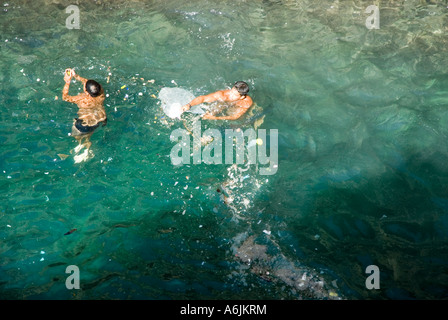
[1,0,448,300]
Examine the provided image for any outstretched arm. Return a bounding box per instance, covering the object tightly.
[182,91,225,112]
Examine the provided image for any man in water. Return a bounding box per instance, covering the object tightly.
[182,81,253,120]
[62,68,107,162]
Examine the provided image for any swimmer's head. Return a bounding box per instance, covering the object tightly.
[233,81,249,98]
[85,80,102,97]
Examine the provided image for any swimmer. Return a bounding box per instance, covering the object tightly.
[182,81,253,120]
[62,68,107,162]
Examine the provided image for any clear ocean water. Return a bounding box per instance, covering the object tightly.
[1,0,448,300]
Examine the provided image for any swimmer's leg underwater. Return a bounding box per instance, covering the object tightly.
[70,119,95,163]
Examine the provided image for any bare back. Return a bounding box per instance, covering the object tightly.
[63,84,106,127]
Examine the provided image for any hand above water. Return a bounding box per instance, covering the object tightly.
[64,68,74,83]
[182,104,191,112]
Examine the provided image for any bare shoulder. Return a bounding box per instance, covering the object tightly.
[211,90,228,99]
[65,93,83,103]
[239,96,253,108]
[201,90,227,103]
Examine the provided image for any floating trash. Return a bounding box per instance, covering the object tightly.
[64,228,77,235]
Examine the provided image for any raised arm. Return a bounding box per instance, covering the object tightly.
[74,73,88,84]
[62,68,81,103]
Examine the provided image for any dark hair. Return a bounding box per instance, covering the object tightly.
[86,80,102,97]
[234,81,249,97]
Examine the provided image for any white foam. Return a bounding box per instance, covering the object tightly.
[158,87,206,119]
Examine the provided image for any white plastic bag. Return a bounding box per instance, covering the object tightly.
[158,87,206,119]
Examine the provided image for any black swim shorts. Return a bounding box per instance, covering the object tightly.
[74,118,106,134]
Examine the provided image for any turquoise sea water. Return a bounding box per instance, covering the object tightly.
[1,0,448,300]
